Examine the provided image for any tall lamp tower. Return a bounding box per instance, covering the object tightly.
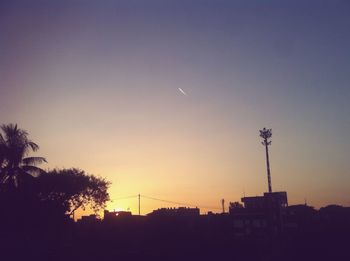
[260,128,273,193]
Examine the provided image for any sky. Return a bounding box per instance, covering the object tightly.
[1,0,350,216]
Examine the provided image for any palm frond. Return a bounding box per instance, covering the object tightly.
[21,165,46,177]
[0,141,6,166]
[0,171,9,184]
[0,175,10,185]
[22,157,47,166]
[27,141,39,152]
[0,124,44,188]
[0,133,5,144]
[1,124,23,141]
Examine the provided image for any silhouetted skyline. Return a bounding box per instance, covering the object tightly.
[1,0,350,217]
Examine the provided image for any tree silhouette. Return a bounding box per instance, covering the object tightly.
[36,168,110,217]
[229,201,243,214]
[0,123,46,189]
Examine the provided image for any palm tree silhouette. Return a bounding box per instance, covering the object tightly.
[0,124,46,188]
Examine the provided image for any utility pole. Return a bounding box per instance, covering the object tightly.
[138,194,141,216]
[260,128,273,193]
[221,199,225,213]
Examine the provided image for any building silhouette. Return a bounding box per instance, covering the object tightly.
[104,209,132,221]
[148,207,200,217]
[229,191,288,235]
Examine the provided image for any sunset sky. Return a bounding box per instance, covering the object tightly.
[1,0,350,216]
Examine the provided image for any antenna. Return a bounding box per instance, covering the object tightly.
[259,127,273,193]
[138,194,141,215]
[221,199,225,213]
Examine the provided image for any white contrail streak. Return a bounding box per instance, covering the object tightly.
[178,88,187,96]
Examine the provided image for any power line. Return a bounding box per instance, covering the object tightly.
[110,195,138,202]
[141,195,221,210]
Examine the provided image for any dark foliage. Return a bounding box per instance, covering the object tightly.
[36,168,110,216]
[0,123,46,188]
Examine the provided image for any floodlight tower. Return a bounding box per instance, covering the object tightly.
[260,128,273,193]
